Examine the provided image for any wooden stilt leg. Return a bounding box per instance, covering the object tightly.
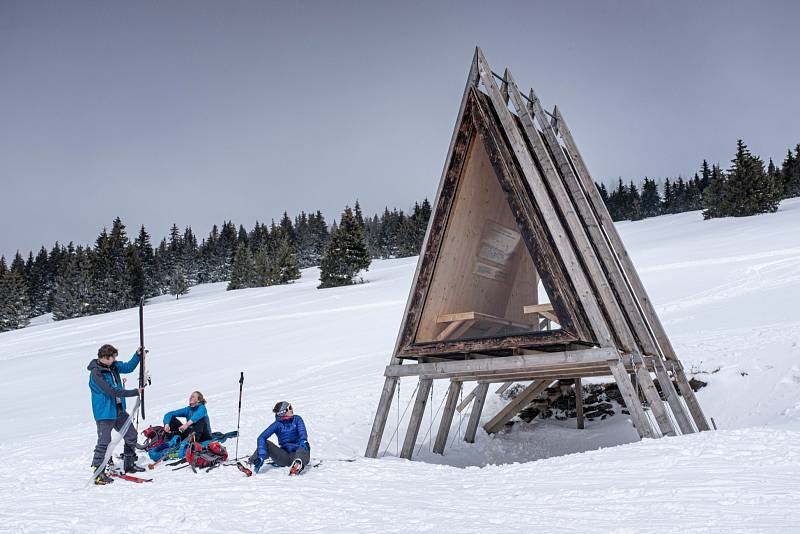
[608,359,657,439]
[635,364,675,436]
[483,380,552,434]
[673,364,711,431]
[433,381,461,454]
[365,376,398,458]
[574,378,584,430]
[653,358,694,434]
[464,382,490,443]
[400,379,433,459]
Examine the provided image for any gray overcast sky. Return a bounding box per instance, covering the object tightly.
[1,0,799,260]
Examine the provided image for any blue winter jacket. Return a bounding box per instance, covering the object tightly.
[257,415,308,457]
[162,404,212,433]
[87,353,141,421]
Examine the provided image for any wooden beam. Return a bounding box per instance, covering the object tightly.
[484,380,553,434]
[495,381,514,395]
[554,106,667,354]
[635,364,675,436]
[400,379,433,459]
[575,378,584,430]
[437,311,534,331]
[608,359,657,439]
[385,347,619,379]
[456,383,479,413]
[365,376,398,458]
[673,364,711,431]
[474,48,614,348]
[653,357,694,434]
[433,381,462,454]
[464,382,490,443]
[522,304,559,323]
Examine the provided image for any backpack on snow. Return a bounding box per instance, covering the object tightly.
[141,425,170,451]
[185,440,228,471]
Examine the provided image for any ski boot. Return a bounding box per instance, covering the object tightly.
[124,455,146,474]
[91,466,114,485]
[289,458,304,476]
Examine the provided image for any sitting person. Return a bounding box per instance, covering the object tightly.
[249,401,310,475]
[162,391,212,443]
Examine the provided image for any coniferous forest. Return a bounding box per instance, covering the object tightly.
[1,138,798,334]
[0,199,431,332]
[600,140,798,222]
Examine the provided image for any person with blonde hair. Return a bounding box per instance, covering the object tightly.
[162,391,212,442]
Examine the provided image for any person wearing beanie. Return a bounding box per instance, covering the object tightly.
[249,401,310,475]
[162,390,212,442]
[87,343,147,484]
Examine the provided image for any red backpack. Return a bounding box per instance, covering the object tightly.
[141,425,169,451]
[185,440,228,471]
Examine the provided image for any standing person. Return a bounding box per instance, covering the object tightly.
[249,401,310,475]
[162,391,212,442]
[87,344,146,485]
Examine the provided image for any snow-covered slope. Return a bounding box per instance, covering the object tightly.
[2,200,800,533]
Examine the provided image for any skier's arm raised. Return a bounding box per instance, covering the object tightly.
[115,348,143,374]
[90,368,139,398]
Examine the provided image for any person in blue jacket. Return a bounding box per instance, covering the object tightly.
[249,401,310,475]
[87,343,146,484]
[162,391,212,442]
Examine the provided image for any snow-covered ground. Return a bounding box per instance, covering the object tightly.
[2,200,800,533]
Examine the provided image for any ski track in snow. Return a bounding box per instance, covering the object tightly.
[2,201,800,532]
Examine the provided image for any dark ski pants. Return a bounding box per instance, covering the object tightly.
[167,416,212,442]
[249,441,310,467]
[91,408,137,467]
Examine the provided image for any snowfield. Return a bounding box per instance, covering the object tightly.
[2,200,800,533]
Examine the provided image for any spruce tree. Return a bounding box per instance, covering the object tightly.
[318,207,371,288]
[52,254,83,320]
[126,245,145,303]
[640,178,662,218]
[781,145,800,198]
[228,243,256,290]
[700,160,712,192]
[0,269,31,331]
[169,268,190,299]
[702,164,726,219]
[628,181,642,220]
[723,140,781,217]
[134,225,159,298]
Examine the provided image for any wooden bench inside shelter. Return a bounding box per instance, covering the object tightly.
[435,311,534,341]
[523,303,558,330]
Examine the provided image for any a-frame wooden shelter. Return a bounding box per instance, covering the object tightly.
[365,48,709,460]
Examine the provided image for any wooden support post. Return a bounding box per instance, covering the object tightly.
[433,381,462,454]
[608,359,657,439]
[574,378,584,430]
[464,382,490,443]
[635,364,675,436]
[400,379,433,459]
[673,364,711,431]
[483,380,552,434]
[365,376,398,458]
[653,358,694,434]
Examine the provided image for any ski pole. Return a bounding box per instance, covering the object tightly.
[235,372,244,460]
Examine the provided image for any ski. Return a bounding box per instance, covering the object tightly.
[236,461,253,477]
[138,297,146,419]
[108,471,152,484]
[86,396,141,487]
